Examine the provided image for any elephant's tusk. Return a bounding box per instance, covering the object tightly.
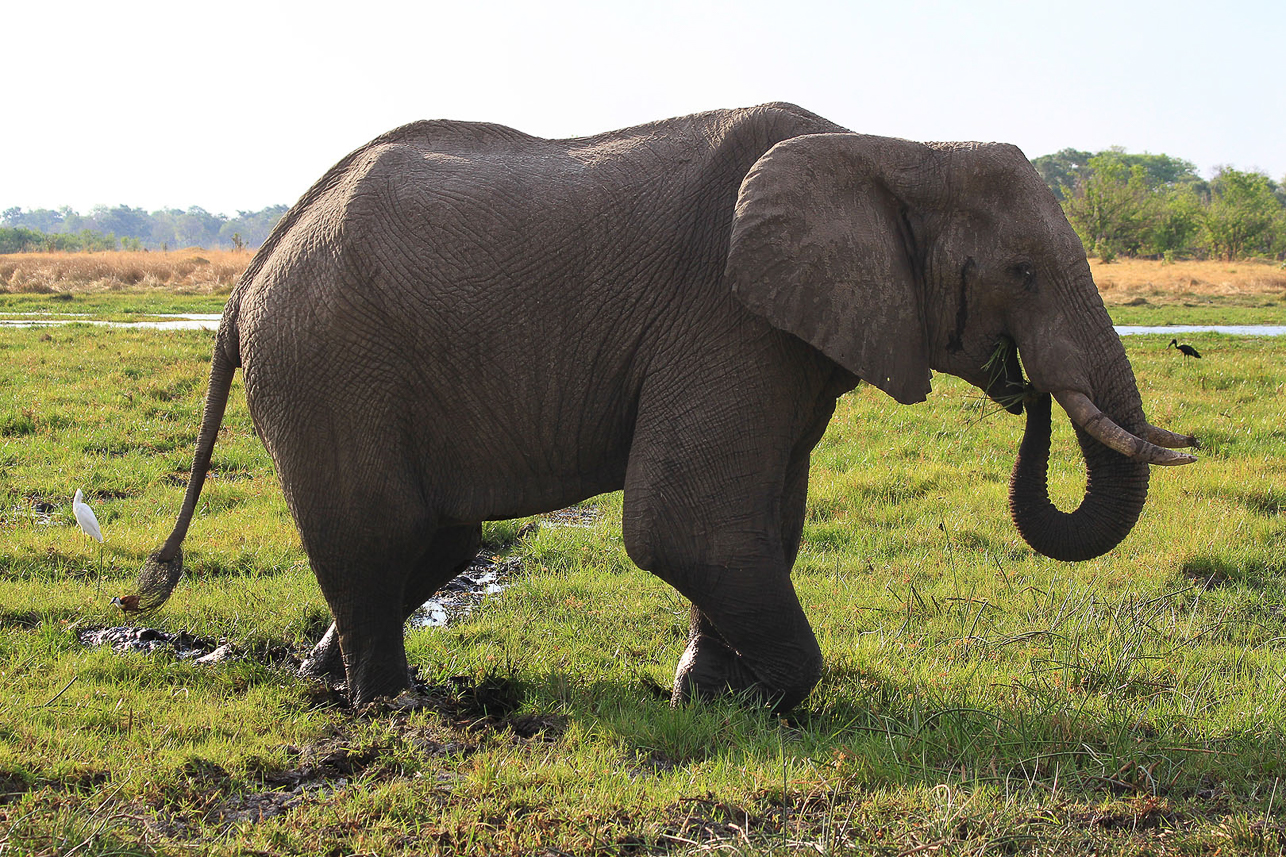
[1053,391,1197,467]
[1142,423,1201,450]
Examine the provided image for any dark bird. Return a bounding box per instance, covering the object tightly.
[1169,339,1202,361]
[111,594,141,612]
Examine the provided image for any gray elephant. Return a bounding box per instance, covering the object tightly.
[133,103,1196,711]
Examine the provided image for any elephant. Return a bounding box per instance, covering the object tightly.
[132,102,1197,712]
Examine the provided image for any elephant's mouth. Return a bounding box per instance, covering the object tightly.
[979,336,1198,462]
[981,335,1027,415]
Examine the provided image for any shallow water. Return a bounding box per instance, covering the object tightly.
[0,312,222,330]
[407,556,520,629]
[2,313,1284,336]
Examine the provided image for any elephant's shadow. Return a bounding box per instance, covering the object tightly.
[476,663,1259,800]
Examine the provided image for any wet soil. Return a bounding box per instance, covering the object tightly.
[77,625,234,662]
[407,554,523,629]
[143,670,564,835]
[77,546,531,666]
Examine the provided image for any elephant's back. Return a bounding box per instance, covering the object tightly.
[229,104,847,518]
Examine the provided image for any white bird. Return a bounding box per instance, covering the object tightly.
[73,489,103,543]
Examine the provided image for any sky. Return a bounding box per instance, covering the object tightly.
[4,0,1283,217]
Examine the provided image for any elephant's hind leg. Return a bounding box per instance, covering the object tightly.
[294,488,438,705]
[301,524,483,684]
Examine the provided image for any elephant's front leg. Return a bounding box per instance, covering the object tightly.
[623,394,826,711]
[672,605,779,705]
[662,565,822,712]
[669,459,817,710]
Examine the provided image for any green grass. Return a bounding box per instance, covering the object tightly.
[1107,297,1286,326]
[1,315,1284,855]
[0,291,229,319]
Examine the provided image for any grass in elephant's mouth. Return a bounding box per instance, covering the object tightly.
[1,320,1284,856]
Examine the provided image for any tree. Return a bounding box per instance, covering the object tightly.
[1200,168,1284,260]
[219,204,287,248]
[1113,151,1204,190]
[91,205,153,241]
[173,206,222,247]
[0,226,47,253]
[1060,154,1152,259]
[2,207,68,233]
[1142,183,1202,257]
[0,204,295,251]
[1031,149,1095,200]
[76,229,118,252]
[149,209,179,249]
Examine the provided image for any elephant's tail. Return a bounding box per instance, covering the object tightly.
[125,307,242,612]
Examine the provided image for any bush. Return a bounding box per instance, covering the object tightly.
[1047,150,1285,262]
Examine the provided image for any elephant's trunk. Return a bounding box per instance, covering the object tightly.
[1008,392,1156,562]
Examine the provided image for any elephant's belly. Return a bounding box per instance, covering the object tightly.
[429,452,628,525]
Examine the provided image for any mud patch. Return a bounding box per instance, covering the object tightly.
[356,671,565,743]
[407,555,523,629]
[199,694,540,831]
[78,625,225,660]
[210,740,382,825]
[0,771,32,806]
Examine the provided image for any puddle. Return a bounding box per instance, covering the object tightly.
[0,312,221,330]
[407,554,522,629]
[402,509,595,628]
[540,505,601,528]
[3,499,57,527]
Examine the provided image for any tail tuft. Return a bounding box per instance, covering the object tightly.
[125,547,184,612]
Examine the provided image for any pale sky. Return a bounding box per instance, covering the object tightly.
[4,0,1283,217]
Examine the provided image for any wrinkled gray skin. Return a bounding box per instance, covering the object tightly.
[148,103,1194,711]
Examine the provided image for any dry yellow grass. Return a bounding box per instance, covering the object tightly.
[3,250,1284,304]
[1092,257,1286,305]
[0,248,250,294]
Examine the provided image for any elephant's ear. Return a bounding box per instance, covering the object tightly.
[725,133,933,405]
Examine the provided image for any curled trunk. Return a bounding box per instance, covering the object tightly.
[1009,392,1150,561]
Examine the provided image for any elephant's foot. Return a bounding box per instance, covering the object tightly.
[671,603,820,714]
[299,623,346,682]
[299,623,417,706]
[671,631,785,711]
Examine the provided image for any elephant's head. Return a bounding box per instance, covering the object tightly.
[725,133,1196,561]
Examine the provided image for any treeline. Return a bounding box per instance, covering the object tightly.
[0,204,288,253]
[1032,150,1286,261]
[5,152,1286,262]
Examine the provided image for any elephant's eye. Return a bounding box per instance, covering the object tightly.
[1012,263,1037,292]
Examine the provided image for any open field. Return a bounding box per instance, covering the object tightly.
[0,251,242,320]
[1,301,1283,854]
[1092,258,1286,325]
[3,253,1285,326]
